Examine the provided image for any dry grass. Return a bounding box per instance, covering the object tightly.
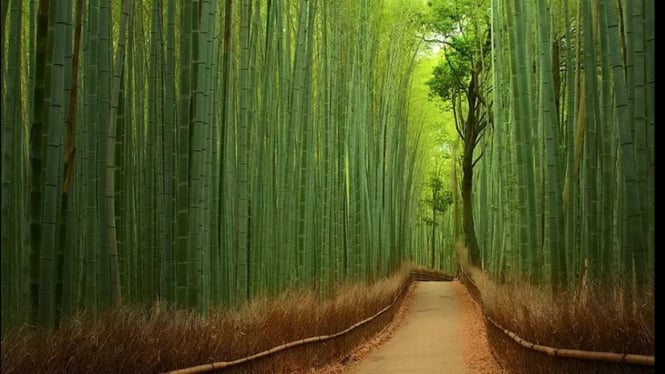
[309,282,418,374]
[458,245,655,374]
[1,266,413,374]
[483,280,654,373]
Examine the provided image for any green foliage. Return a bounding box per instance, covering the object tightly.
[424,0,490,102]
[424,0,486,36]
[427,51,470,101]
[424,175,452,214]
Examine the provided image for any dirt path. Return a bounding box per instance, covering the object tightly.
[346,281,468,373]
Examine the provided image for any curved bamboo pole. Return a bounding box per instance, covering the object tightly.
[485,315,654,366]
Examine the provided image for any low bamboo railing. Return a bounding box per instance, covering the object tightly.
[165,270,451,374]
[166,269,652,373]
[459,269,655,367]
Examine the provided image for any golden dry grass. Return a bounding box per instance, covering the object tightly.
[483,280,654,373]
[1,266,413,374]
[457,244,655,374]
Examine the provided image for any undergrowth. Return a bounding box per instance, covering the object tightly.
[458,245,655,374]
[1,265,413,374]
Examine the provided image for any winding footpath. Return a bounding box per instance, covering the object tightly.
[345,281,502,374]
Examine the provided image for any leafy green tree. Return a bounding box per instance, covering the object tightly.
[422,174,452,268]
[423,0,491,267]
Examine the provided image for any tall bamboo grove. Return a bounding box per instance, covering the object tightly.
[476,0,654,304]
[1,0,432,331]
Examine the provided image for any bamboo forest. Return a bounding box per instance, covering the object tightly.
[1,0,654,373]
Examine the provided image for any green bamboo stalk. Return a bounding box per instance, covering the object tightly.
[113,61,127,303]
[1,0,24,331]
[104,0,131,308]
[644,0,654,266]
[601,0,646,299]
[594,0,616,281]
[189,0,217,312]
[236,0,250,302]
[507,0,538,283]
[203,0,217,306]
[562,0,579,288]
[175,0,192,307]
[95,0,112,307]
[57,0,82,322]
[28,0,50,326]
[222,1,237,303]
[534,0,565,292]
[256,0,277,296]
[218,0,233,305]
[37,0,69,326]
[580,0,601,283]
[629,1,650,276]
[146,0,162,304]
[162,0,176,304]
[81,0,99,311]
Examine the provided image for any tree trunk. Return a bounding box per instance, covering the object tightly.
[460,69,484,268]
[462,139,481,267]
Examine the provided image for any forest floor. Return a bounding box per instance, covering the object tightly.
[313,281,503,374]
